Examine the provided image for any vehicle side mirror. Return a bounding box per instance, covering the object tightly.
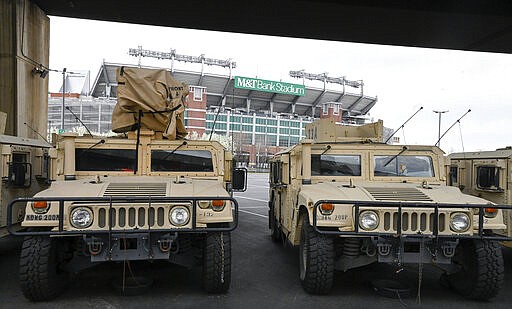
[232,168,247,192]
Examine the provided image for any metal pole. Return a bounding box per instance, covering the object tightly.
[433,110,448,147]
[61,68,67,130]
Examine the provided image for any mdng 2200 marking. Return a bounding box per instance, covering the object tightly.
[25,214,59,221]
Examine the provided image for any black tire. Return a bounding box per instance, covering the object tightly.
[445,239,504,300]
[299,215,334,294]
[202,232,231,293]
[19,235,70,301]
[269,203,281,242]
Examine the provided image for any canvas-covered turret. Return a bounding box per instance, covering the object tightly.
[304,118,384,143]
[112,67,189,140]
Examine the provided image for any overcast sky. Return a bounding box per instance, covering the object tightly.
[48,16,512,154]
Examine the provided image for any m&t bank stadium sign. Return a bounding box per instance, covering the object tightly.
[234,76,306,96]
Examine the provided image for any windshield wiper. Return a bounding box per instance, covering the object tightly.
[78,139,106,159]
[320,145,331,156]
[383,146,408,167]
[162,140,188,161]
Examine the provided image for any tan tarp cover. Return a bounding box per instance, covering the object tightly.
[112,67,189,139]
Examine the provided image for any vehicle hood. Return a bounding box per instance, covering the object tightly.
[34,176,229,198]
[299,181,493,205]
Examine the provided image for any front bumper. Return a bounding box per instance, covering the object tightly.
[312,200,512,241]
[7,196,238,237]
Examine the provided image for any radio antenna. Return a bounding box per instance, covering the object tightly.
[384,106,423,144]
[23,122,52,146]
[435,109,471,147]
[65,106,94,137]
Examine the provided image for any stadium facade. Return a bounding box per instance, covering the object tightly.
[48,62,379,167]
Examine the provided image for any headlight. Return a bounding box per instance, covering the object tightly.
[198,201,210,209]
[169,206,190,226]
[359,211,379,231]
[70,207,93,228]
[450,213,470,232]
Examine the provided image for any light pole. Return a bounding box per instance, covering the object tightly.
[61,68,66,130]
[433,110,448,147]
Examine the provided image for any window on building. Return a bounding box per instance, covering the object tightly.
[323,104,328,115]
[268,119,277,126]
[280,120,290,127]
[267,127,277,134]
[242,124,253,132]
[256,118,266,125]
[280,128,289,135]
[279,136,289,146]
[242,116,252,123]
[230,116,241,123]
[476,166,501,190]
[267,135,277,146]
[256,126,266,133]
[193,87,203,101]
[290,129,299,136]
[333,104,340,115]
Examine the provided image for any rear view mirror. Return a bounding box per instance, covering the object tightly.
[232,168,247,192]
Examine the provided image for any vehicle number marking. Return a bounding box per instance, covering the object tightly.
[25,214,59,221]
[335,214,348,221]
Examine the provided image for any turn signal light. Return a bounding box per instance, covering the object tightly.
[33,201,48,209]
[211,200,226,212]
[32,201,49,214]
[484,207,498,218]
[320,203,334,215]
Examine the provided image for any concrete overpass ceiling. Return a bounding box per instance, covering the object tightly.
[33,0,512,54]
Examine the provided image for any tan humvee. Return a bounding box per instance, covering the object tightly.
[8,67,246,301]
[448,147,512,246]
[269,118,508,300]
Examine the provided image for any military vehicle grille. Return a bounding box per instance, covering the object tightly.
[95,205,170,229]
[103,183,167,197]
[381,210,446,233]
[364,187,432,201]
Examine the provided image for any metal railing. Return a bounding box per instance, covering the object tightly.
[8,196,238,236]
[312,200,512,241]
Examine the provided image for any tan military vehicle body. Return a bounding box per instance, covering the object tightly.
[0,135,52,238]
[7,67,246,301]
[269,118,508,300]
[448,147,512,244]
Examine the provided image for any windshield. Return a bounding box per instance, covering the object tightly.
[374,155,434,177]
[75,149,136,171]
[311,154,361,176]
[151,150,214,172]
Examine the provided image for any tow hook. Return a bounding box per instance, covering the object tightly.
[158,233,178,253]
[85,236,104,256]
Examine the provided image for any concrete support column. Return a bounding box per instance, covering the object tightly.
[0,0,49,138]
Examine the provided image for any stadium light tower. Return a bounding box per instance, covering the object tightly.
[129,46,237,75]
[433,110,449,147]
